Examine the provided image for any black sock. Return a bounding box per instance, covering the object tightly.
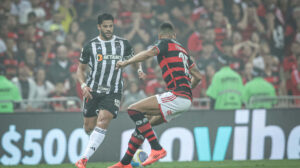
[127,109,162,150]
[121,129,144,165]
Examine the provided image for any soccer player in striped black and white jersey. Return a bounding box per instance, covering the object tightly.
[75,13,144,168]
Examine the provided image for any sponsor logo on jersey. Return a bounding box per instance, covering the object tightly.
[97,54,103,62]
[103,55,122,60]
[114,99,120,108]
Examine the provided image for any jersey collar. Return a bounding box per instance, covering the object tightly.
[97,35,116,42]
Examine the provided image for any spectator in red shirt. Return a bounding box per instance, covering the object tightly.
[187,18,208,56]
[286,6,300,51]
[283,42,300,95]
[238,2,265,40]
[264,54,280,92]
[2,36,18,79]
[38,32,56,65]
[212,11,232,48]
[291,55,300,105]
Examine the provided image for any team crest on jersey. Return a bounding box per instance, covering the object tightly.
[97,54,103,62]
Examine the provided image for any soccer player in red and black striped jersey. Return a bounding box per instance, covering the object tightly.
[109,22,202,168]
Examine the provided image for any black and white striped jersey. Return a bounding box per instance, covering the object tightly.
[79,35,134,94]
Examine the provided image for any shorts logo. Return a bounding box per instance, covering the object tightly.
[167,110,172,115]
[114,99,120,108]
[97,54,103,62]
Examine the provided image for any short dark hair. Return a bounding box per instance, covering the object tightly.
[159,22,175,35]
[98,13,114,25]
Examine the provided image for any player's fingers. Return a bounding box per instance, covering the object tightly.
[86,92,93,99]
[138,72,143,78]
[115,63,120,70]
[139,72,146,80]
[85,88,93,99]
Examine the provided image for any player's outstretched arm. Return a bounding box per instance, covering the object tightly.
[116,47,158,69]
[190,65,202,89]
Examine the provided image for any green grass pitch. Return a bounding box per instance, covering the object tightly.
[1,160,300,168]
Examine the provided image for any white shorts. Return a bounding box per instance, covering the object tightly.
[156,92,192,122]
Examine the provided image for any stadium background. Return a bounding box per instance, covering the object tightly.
[1,0,300,167]
[1,0,300,110]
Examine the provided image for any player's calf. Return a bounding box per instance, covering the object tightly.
[127,109,162,150]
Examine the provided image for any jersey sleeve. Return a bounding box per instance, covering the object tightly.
[152,40,167,55]
[123,40,134,60]
[79,44,91,64]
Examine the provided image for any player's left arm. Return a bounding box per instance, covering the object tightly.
[116,47,157,69]
[190,65,202,89]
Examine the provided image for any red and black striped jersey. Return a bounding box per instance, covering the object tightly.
[153,39,195,101]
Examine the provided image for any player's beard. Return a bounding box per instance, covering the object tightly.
[101,30,113,40]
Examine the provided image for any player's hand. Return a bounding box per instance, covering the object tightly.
[138,69,146,80]
[82,86,93,99]
[115,60,128,69]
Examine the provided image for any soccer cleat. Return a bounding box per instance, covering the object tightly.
[75,158,88,168]
[142,148,167,166]
[108,162,133,168]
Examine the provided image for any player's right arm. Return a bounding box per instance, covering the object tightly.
[77,45,93,99]
[116,47,158,69]
[77,63,93,99]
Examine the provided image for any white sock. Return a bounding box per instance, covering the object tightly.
[82,127,106,159]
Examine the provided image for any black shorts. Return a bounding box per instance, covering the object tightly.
[82,92,121,118]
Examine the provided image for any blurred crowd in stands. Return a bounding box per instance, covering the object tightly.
[1,0,300,111]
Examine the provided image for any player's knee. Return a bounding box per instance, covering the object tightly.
[96,118,110,129]
[128,104,138,111]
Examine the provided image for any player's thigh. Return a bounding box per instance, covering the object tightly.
[148,115,165,126]
[128,95,160,115]
[96,109,114,129]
